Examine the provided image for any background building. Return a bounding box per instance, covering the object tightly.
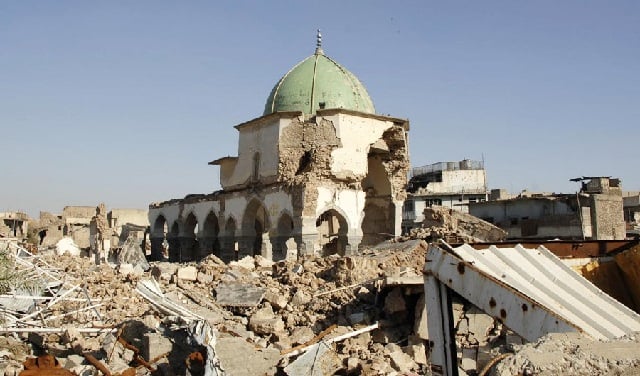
[469,177,625,240]
[402,159,488,233]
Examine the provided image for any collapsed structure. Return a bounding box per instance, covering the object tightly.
[149,34,410,263]
[470,176,626,241]
[0,212,29,239]
[28,205,149,254]
[402,159,489,233]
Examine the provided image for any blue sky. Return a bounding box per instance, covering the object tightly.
[1,1,638,217]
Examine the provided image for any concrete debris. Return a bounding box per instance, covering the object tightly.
[398,205,507,243]
[283,342,341,376]
[1,238,640,376]
[493,332,640,376]
[116,236,150,271]
[215,282,265,307]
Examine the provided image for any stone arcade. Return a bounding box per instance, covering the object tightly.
[148,35,410,262]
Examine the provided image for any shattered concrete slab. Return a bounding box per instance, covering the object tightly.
[214,282,265,307]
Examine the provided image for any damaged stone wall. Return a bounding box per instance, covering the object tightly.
[28,212,64,247]
[278,116,342,184]
[591,193,626,240]
[400,205,507,243]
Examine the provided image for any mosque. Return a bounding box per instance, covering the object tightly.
[148,32,410,262]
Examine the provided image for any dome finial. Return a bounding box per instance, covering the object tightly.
[315,29,324,55]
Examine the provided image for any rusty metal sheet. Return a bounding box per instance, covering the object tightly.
[425,243,640,341]
[470,239,639,258]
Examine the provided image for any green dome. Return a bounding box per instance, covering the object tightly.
[263,49,376,116]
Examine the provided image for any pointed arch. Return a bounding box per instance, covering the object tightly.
[150,215,168,260]
[242,198,271,257]
[180,212,199,261]
[273,211,294,261]
[168,221,181,262]
[201,211,220,257]
[316,208,349,256]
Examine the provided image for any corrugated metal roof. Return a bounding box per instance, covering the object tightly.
[426,243,640,341]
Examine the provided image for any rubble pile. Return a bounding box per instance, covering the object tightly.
[0,240,433,375]
[492,332,640,376]
[397,205,507,244]
[2,237,640,376]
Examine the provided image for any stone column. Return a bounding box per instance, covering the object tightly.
[298,216,319,257]
[285,238,298,261]
[298,233,318,257]
[392,199,405,237]
[167,236,181,262]
[149,237,164,261]
[218,235,236,263]
[236,235,253,259]
[261,233,272,261]
[178,236,197,262]
[345,235,363,256]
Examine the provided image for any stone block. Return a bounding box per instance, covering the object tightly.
[249,317,285,336]
[255,255,274,268]
[414,293,428,339]
[467,307,494,344]
[291,290,311,306]
[230,256,255,271]
[117,263,133,275]
[143,332,173,361]
[197,272,214,284]
[346,357,361,373]
[177,266,198,281]
[264,290,289,310]
[389,348,417,373]
[506,332,525,347]
[63,355,85,370]
[150,263,178,280]
[406,343,427,365]
[384,287,406,314]
[289,326,314,346]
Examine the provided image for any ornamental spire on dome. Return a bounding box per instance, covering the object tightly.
[315,29,324,55]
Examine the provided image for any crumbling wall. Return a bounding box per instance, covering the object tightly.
[402,205,507,243]
[591,193,626,240]
[28,212,64,247]
[278,117,342,184]
[373,126,409,202]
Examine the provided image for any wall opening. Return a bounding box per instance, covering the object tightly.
[182,213,199,261]
[274,213,294,261]
[242,200,270,257]
[316,209,348,256]
[361,152,394,246]
[202,211,220,258]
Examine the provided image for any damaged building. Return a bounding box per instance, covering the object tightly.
[149,36,410,263]
[469,176,626,241]
[29,205,149,252]
[0,211,29,238]
[402,159,488,233]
